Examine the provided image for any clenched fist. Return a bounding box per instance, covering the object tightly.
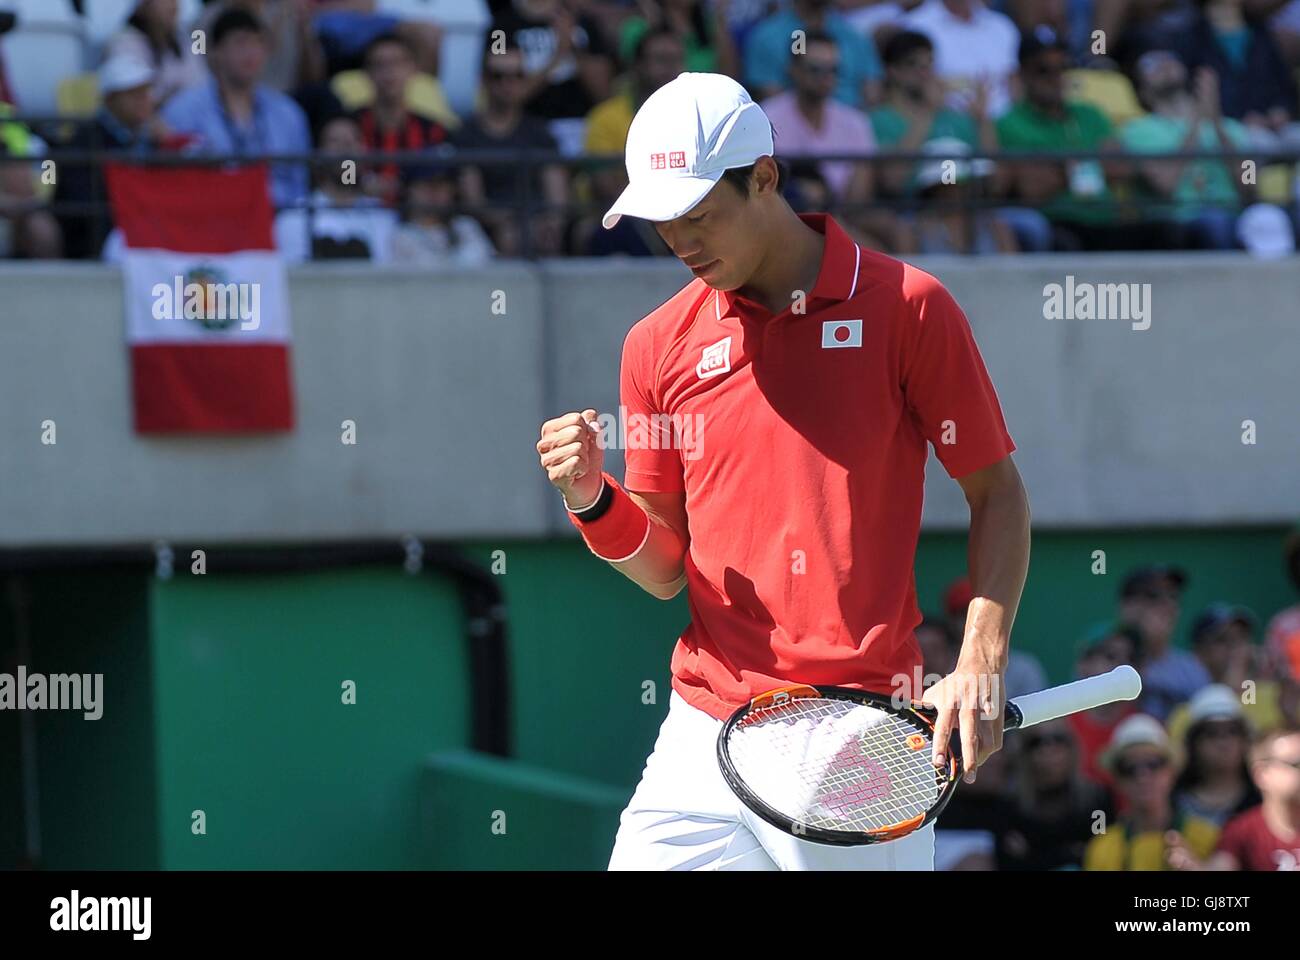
[537,409,604,507]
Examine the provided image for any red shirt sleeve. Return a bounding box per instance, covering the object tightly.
[619,321,685,493]
[899,268,1015,478]
[1213,810,1253,867]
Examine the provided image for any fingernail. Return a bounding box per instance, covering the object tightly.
[964,770,977,784]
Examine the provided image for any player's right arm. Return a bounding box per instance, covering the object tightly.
[537,410,689,600]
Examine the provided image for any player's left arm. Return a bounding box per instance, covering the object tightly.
[927,456,1030,781]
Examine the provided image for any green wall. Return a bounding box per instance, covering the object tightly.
[3,525,1294,870]
[464,525,1297,788]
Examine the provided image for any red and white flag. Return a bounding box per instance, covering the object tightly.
[106,163,294,433]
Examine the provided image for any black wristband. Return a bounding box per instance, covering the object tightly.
[569,477,614,522]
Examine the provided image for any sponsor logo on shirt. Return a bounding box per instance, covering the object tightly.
[696,336,732,379]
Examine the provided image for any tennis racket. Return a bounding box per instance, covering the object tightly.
[717,664,1141,846]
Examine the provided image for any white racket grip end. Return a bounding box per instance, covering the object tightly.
[1009,665,1142,729]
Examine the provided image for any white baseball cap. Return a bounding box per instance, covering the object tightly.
[602,73,775,229]
[1101,713,1172,772]
[1185,684,1245,726]
[99,56,155,96]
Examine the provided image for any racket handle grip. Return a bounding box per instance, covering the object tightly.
[1004,665,1142,730]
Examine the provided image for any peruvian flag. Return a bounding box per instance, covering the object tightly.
[106,163,294,433]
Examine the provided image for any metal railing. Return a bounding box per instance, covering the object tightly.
[3,114,1298,257]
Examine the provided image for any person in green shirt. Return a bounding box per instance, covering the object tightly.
[1121,50,1256,249]
[870,30,988,198]
[996,26,1142,250]
[619,0,738,79]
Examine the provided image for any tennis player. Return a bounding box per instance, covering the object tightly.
[536,73,1031,870]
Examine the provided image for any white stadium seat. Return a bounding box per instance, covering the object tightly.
[0,22,87,115]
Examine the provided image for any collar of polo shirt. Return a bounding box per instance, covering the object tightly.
[714,214,864,321]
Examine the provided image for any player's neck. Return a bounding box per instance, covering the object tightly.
[736,209,825,316]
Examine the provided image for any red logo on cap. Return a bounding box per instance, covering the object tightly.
[650,153,666,169]
[669,151,686,168]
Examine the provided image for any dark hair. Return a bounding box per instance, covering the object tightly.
[363,31,413,66]
[881,30,933,67]
[720,157,784,197]
[1285,530,1300,593]
[1174,717,1260,808]
[481,39,522,71]
[918,614,961,651]
[127,3,181,59]
[797,30,838,57]
[211,9,265,47]
[634,26,684,64]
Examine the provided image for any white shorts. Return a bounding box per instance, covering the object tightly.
[608,691,936,871]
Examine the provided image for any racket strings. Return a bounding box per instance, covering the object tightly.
[728,697,944,834]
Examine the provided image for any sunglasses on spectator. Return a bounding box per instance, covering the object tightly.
[1115,756,1169,778]
[1025,732,1072,750]
[488,70,526,81]
[800,63,839,77]
[1031,62,1066,76]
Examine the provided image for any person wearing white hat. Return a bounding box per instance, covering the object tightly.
[537,72,1030,870]
[1084,714,1220,870]
[1170,685,1260,827]
[51,56,168,259]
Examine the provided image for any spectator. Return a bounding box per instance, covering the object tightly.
[1068,621,1142,786]
[161,9,312,208]
[1206,726,1300,869]
[390,162,495,267]
[1178,0,1299,137]
[104,0,206,107]
[194,0,327,93]
[1003,719,1115,869]
[917,614,961,685]
[1168,603,1284,736]
[1004,0,1090,61]
[273,114,397,263]
[1092,0,1199,69]
[1118,564,1210,721]
[899,0,1021,116]
[582,27,685,257]
[910,139,1016,252]
[933,747,1017,869]
[490,0,617,151]
[1264,527,1300,683]
[943,575,1048,699]
[1,139,59,259]
[353,33,452,206]
[455,44,570,257]
[1170,685,1262,826]
[52,58,185,259]
[744,0,883,108]
[997,26,1139,251]
[618,0,738,77]
[312,0,442,77]
[1084,714,1220,869]
[1122,53,1257,249]
[760,33,878,212]
[871,30,993,196]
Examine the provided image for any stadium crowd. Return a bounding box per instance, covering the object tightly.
[929,532,1300,870]
[0,0,1298,260]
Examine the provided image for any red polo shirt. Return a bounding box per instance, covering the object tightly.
[619,214,1015,720]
